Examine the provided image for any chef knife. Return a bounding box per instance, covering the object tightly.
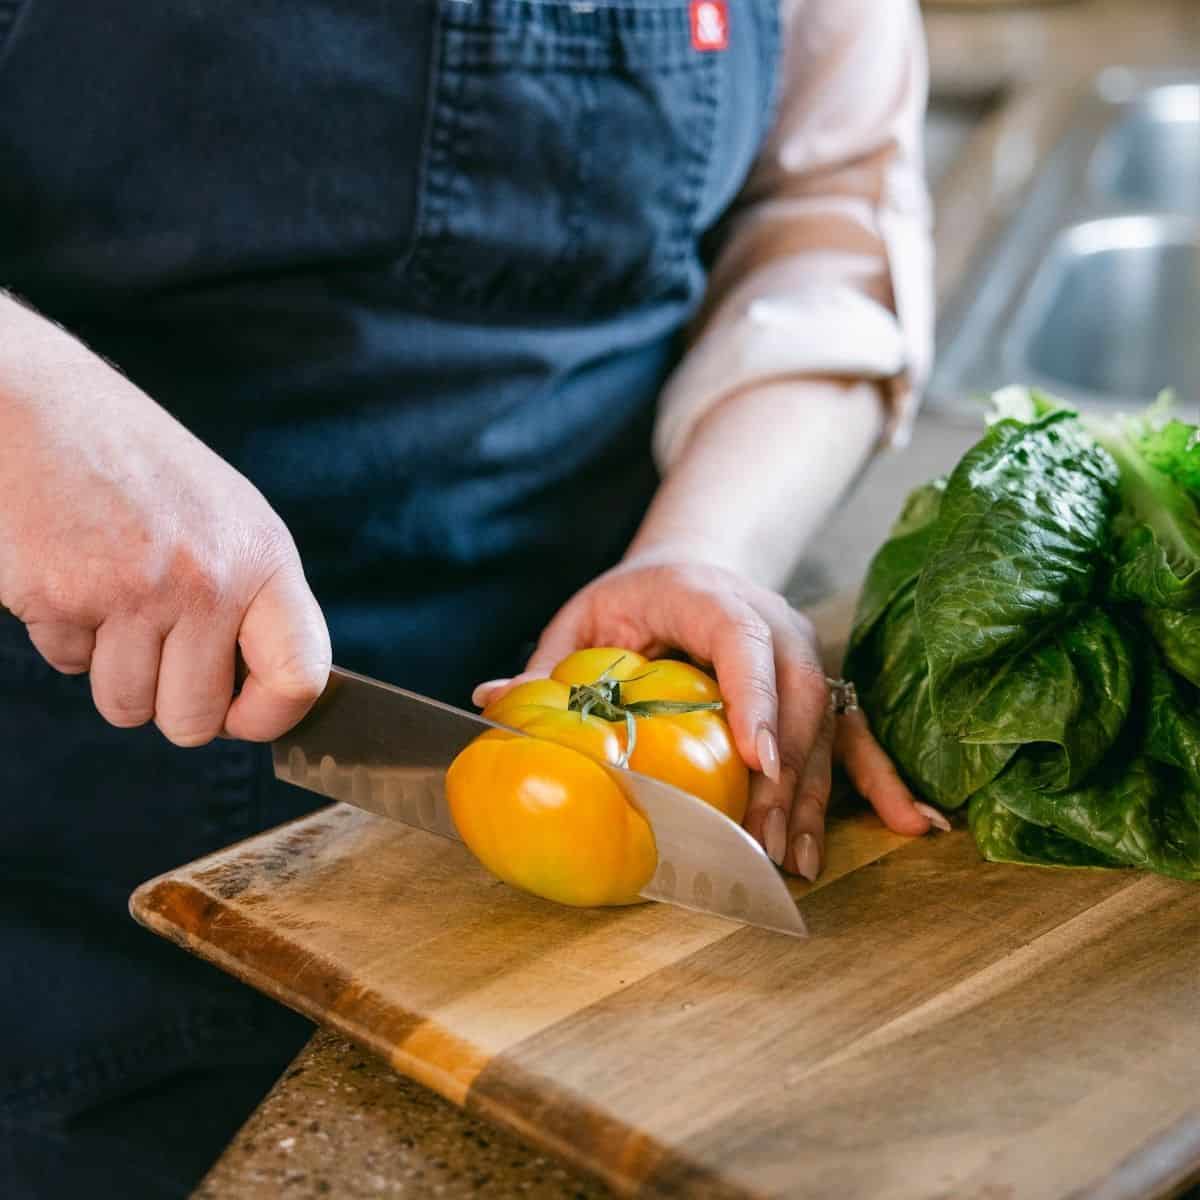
[273,667,806,938]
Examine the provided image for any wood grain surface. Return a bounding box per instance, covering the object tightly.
[131,598,1200,1199]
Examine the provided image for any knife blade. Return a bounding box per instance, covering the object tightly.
[272,667,806,938]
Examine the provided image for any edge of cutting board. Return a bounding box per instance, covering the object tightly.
[130,812,778,1198]
[129,793,915,1200]
[130,803,1200,1200]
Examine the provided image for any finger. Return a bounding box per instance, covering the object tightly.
[223,560,331,742]
[699,599,779,778]
[836,709,937,835]
[154,615,238,747]
[783,710,834,881]
[742,621,828,859]
[771,614,832,781]
[743,769,795,867]
[90,617,162,728]
[471,678,512,708]
[25,620,96,675]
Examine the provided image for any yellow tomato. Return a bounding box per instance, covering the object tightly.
[451,647,749,908]
[481,678,572,726]
[446,734,657,907]
[550,648,648,687]
[554,648,747,823]
[482,679,624,764]
[495,706,624,765]
[626,708,748,824]
[619,659,722,706]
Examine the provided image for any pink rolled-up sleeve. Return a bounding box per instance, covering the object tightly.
[653,0,934,467]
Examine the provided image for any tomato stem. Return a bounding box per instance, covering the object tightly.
[623,699,724,716]
[567,683,625,722]
[567,677,725,772]
[619,711,636,769]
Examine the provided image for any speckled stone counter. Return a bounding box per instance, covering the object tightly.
[195,1029,612,1200]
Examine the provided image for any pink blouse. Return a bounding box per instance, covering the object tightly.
[654,0,933,464]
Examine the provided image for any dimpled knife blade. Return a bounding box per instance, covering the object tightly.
[273,667,807,938]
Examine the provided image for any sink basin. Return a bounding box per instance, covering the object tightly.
[1007,216,1200,401]
[931,70,1200,420]
[1089,84,1200,214]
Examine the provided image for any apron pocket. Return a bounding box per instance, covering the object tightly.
[405,0,720,317]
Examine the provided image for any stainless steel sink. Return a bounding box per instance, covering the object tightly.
[1008,215,1200,401]
[1089,83,1200,214]
[930,70,1200,420]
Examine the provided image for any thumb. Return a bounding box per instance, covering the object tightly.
[223,558,332,742]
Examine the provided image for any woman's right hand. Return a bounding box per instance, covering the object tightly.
[0,296,331,745]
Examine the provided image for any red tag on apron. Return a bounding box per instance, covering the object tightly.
[690,0,729,51]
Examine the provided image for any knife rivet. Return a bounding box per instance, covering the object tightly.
[287,745,307,782]
[319,754,339,794]
[656,861,677,896]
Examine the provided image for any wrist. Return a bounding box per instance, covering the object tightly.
[622,526,759,581]
[628,378,886,591]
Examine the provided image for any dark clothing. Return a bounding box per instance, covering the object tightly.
[0,1,779,1193]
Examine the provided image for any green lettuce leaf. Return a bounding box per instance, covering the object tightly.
[968,790,1123,870]
[1109,523,1200,609]
[1146,648,1200,789]
[983,384,1076,426]
[1093,402,1200,609]
[1143,607,1200,688]
[847,584,1016,810]
[848,477,945,657]
[982,750,1200,881]
[1127,391,1200,496]
[914,411,1126,785]
[947,606,1133,791]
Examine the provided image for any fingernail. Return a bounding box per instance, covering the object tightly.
[471,679,510,708]
[793,832,821,882]
[915,802,952,833]
[756,725,781,783]
[764,808,787,866]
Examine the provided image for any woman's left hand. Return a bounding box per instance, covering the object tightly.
[473,554,947,881]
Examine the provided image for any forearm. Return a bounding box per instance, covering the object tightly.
[0,291,100,419]
[628,379,885,591]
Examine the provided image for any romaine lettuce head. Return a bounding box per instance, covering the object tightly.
[848,388,1200,881]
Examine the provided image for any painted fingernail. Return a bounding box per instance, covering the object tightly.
[764,808,787,866]
[471,679,510,708]
[793,832,821,882]
[915,802,952,833]
[756,725,781,783]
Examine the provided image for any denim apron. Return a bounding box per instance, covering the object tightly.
[0,0,778,1189]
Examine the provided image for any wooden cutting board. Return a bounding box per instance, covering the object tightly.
[130,598,1200,1200]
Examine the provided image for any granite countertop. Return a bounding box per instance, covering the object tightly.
[196,2,1200,1196]
[195,1030,613,1200]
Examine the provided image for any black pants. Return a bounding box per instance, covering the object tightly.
[0,612,325,1198]
[2,1046,312,1200]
